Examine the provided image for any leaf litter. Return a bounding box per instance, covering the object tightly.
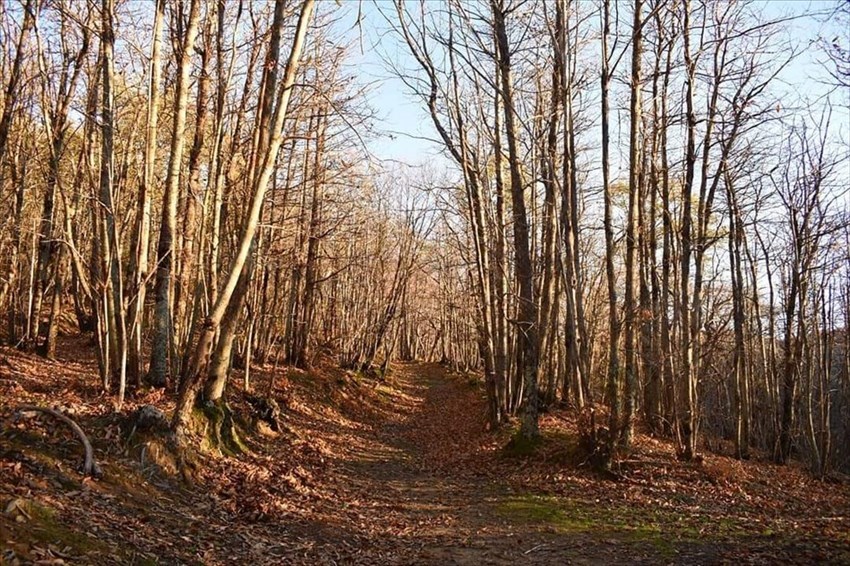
[1,337,848,564]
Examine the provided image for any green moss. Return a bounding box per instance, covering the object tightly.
[194,402,249,457]
[496,490,788,560]
[503,432,544,457]
[7,499,110,556]
[32,518,106,554]
[496,494,683,558]
[499,495,577,528]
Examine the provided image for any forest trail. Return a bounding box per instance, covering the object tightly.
[282,363,701,565]
[0,348,641,565]
[3,346,849,565]
[273,361,538,564]
[304,363,540,564]
[3,0,849,563]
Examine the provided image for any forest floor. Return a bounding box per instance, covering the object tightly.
[1,335,850,565]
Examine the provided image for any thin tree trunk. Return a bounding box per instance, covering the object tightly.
[99,0,127,407]
[621,0,643,450]
[679,0,699,460]
[148,0,201,387]
[600,0,621,464]
[174,0,315,437]
[174,22,212,370]
[492,0,539,440]
[128,0,165,386]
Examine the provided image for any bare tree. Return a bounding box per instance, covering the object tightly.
[174,0,316,438]
[148,0,201,387]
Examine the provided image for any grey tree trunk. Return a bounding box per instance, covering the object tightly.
[492,0,539,441]
[621,0,644,450]
[600,0,621,465]
[147,0,201,387]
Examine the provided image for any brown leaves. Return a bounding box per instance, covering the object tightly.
[2,341,850,564]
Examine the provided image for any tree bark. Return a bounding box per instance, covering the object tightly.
[148,0,201,387]
[492,0,539,440]
[174,0,315,437]
[128,0,165,386]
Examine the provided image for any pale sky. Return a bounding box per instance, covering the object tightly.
[338,0,849,172]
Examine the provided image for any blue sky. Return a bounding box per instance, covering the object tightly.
[335,0,447,167]
[335,0,849,172]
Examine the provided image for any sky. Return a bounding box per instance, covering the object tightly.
[335,0,849,174]
[334,1,449,167]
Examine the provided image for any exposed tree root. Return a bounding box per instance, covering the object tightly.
[246,394,282,432]
[196,400,248,457]
[14,405,103,477]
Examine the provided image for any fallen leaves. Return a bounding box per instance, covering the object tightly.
[1,340,849,564]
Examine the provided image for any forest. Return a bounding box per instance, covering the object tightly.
[1,0,849,563]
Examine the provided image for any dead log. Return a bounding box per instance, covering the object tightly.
[14,405,102,477]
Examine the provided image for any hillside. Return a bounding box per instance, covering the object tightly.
[1,336,848,565]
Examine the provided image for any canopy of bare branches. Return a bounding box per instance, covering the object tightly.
[0,0,848,562]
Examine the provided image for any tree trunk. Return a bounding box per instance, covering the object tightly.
[148,0,201,387]
[492,0,539,440]
[128,0,165,386]
[174,0,315,437]
[621,0,644,450]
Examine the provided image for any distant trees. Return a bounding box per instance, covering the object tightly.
[387,0,850,474]
[0,0,423,432]
[0,0,847,476]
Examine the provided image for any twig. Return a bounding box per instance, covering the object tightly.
[523,543,549,555]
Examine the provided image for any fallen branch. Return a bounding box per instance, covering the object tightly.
[14,405,103,477]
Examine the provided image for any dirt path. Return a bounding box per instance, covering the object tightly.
[279,363,678,565]
[3,353,634,565]
[5,350,845,565]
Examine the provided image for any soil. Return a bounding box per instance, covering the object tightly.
[1,339,849,565]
